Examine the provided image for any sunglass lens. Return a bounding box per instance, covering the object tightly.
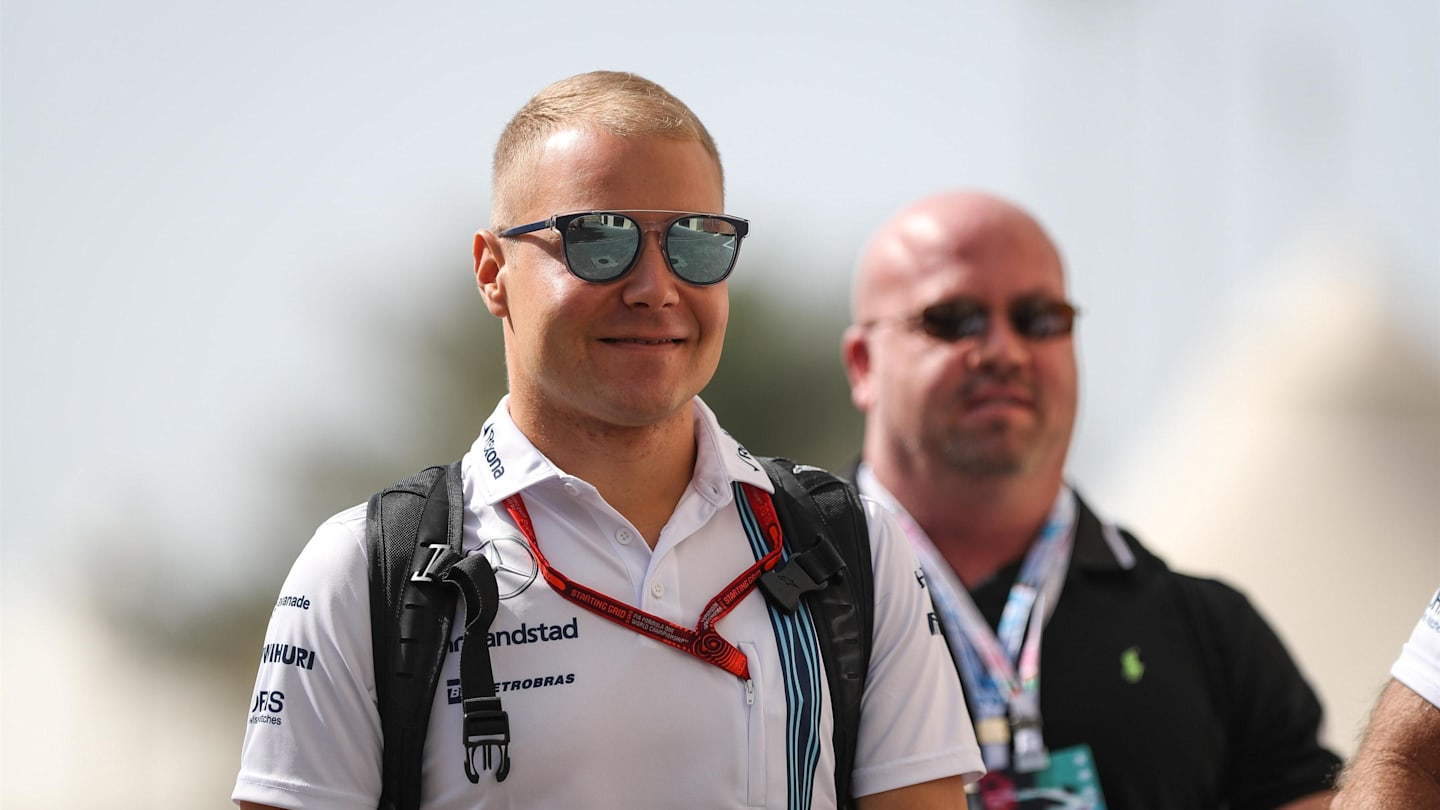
[665,217,740,285]
[563,214,641,281]
[1012,301,1076,338]
[920,302,988,341]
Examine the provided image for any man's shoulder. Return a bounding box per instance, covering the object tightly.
[293,502,368,562]
[324,501,369,529]
[1163,568,1279,638]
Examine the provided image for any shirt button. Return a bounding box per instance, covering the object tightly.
[616,528,633,545]
[651,582,665,599]
[562,482,579,496]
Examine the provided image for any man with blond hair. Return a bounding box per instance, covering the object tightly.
[841,190,1340,808]
[233,72,982,810]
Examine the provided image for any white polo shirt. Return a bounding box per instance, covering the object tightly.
[1392,586,1440,708]
[233,396,982,809]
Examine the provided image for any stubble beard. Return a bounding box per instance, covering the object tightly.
[933,417,1040,478]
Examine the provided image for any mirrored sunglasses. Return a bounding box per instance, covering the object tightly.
[880,297,1078,341]
[497,210,750,285]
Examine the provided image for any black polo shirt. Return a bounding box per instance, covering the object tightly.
[965,493,1341,809]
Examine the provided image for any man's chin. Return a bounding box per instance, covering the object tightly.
[595,393,697,430]
[954,456,1026,477]
[939,437,1030,477]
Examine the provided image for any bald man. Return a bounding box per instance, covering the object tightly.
[841,191,1340,809]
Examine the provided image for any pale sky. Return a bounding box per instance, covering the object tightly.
[4,0,1437,586]
[3,3,1439,804]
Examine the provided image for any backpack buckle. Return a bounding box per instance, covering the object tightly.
[462,696,511,783]
[760,536,845,613]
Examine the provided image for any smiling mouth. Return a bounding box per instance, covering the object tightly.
[962,388,1037,414]
[970,395,1030,407]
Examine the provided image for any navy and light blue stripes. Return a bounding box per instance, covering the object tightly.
[735,483,824,810]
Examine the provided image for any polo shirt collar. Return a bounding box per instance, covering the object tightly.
[465,395,772,509]
[691,396,774,499]
[853,464,1136,576]
[1067,490,1138,573]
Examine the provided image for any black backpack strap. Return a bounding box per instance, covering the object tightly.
[446,552,510,782]
[368,461,508,810]
[757,456,874,809]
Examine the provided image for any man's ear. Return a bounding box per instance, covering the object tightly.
[841,325,873,412]
[474,229,509,318]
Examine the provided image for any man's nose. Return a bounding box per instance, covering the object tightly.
[620,230,680,308]
[965,311,1027,372]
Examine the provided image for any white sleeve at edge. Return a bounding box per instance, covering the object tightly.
[1391,587,1440,709]
[232,504,382,810]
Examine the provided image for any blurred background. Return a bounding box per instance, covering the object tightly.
[3,1,1437,806]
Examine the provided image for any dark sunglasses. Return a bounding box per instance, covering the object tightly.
[874,297,1078,341]
[497,210,750,286]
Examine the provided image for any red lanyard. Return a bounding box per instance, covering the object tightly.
[501,483,784,680]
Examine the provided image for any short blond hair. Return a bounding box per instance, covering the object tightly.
[490,71,723,228]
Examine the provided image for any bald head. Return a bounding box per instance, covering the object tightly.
[843,189,1077,497]
[852,191,1065,326]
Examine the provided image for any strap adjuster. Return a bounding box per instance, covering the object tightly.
[412,542,459,583]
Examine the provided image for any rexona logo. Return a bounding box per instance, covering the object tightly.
[261,643,319,671]
[249,690,285,725]
[275,594,311,610]
[734,442,760,472]
[482,422,505,480]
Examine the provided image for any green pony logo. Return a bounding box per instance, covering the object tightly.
[1121,646,1145,684]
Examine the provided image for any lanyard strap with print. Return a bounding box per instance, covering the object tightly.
[865,470,1074,773]
[920,489,1073,773]
[501,483,783,681]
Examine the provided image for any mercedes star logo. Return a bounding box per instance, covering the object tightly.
[478,534,539,599]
